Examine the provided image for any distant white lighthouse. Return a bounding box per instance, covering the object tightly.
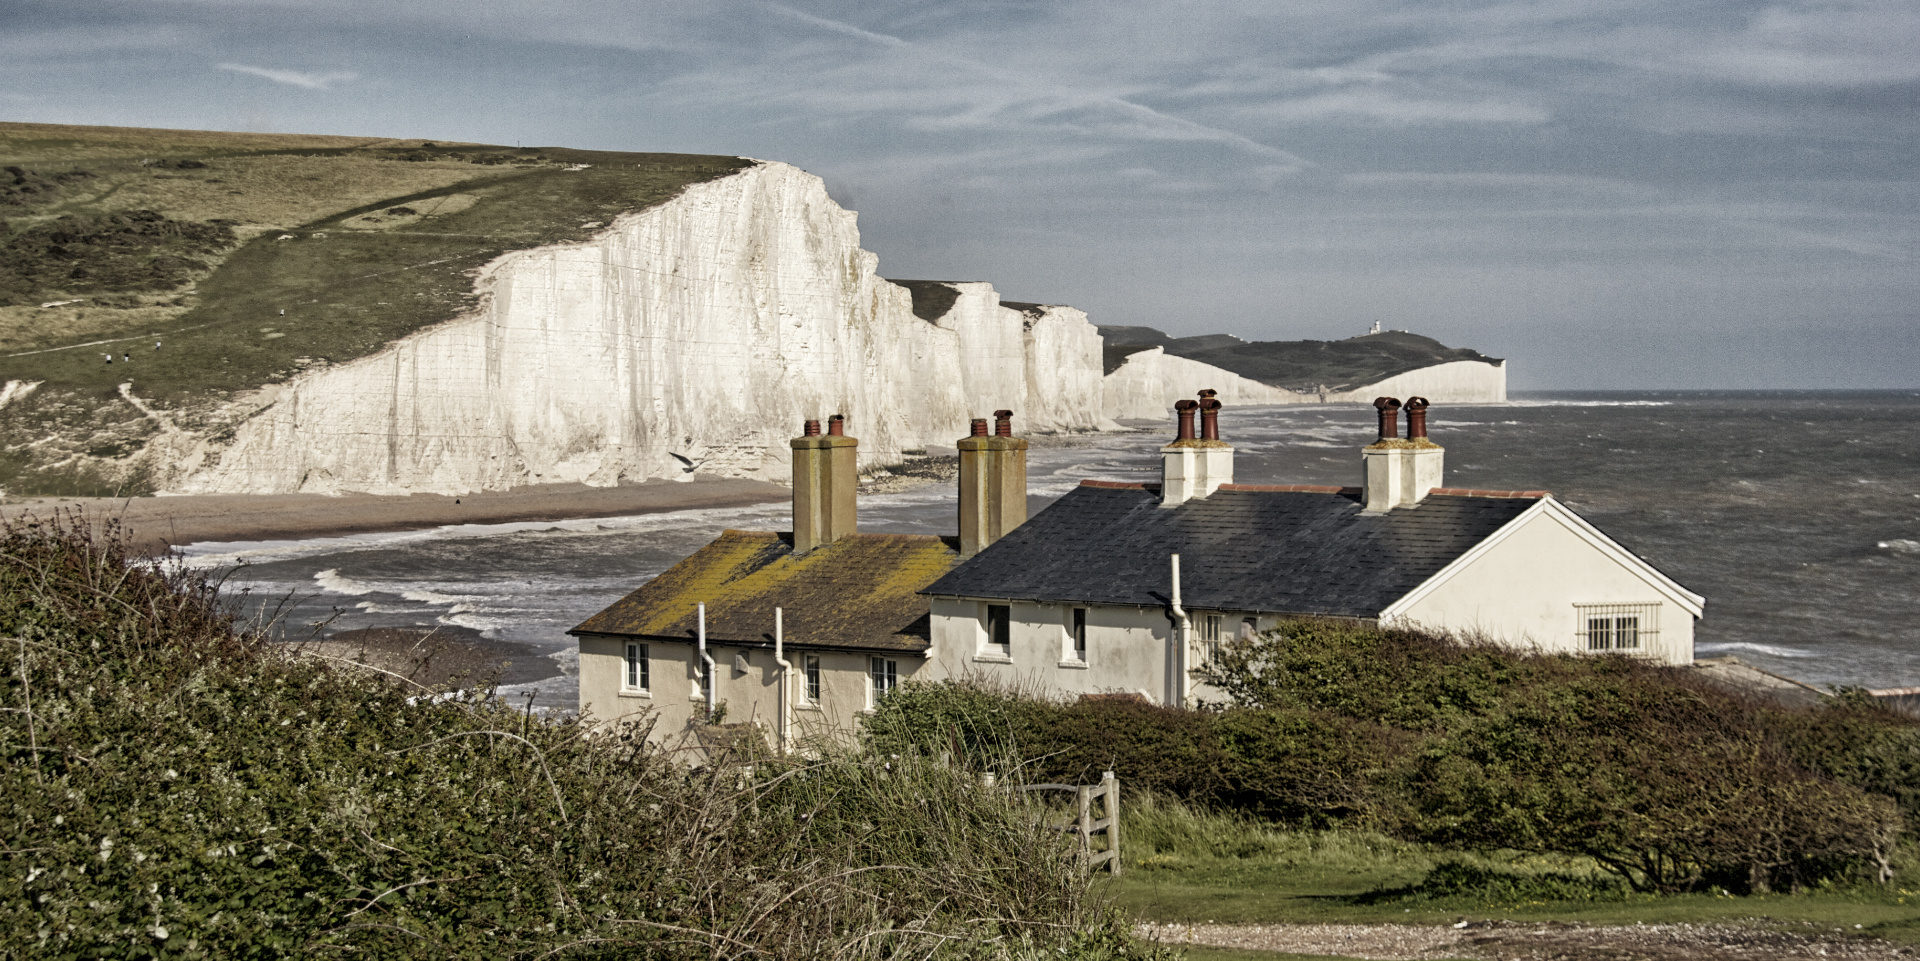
[1368,320,1381,335]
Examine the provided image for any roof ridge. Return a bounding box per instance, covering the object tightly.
[1428,487,1551,499]
[1216,483,1359,494]
[1079,479,1161,490]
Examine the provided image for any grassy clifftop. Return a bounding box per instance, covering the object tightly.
[1100,325,1501,390]
[0,122,750,495]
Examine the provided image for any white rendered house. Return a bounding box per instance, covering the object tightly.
[923,396,1703,707]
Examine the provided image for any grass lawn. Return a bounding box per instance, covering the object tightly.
[1106,795,1920,945]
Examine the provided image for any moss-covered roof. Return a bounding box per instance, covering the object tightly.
[569,530,960,654]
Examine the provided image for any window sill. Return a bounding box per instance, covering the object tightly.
[1057,660,1089,670]
[972,654,1013,664]
[617,690,653,699]
[796,704,823,713]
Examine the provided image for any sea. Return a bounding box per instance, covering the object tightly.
[181,391,1920,712]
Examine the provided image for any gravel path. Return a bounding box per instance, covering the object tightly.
[1137,920,1919,960]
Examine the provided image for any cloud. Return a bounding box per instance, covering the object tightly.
[215,63,357,89]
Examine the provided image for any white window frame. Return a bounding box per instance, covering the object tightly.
[622,642,650,695]
[869,657,898,707]
[1577,603,1659,652]
[1066,607,1088,664]
[803,654,822,705]
[983,604,1011,658]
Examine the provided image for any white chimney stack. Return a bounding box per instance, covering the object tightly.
[1362,396,1444,511]
[1162,390,1234,507]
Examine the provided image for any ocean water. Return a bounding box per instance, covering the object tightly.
[184,391,1920,710]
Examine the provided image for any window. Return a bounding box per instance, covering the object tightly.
[1070,607,1088,663]
[804,654,822,704]
[1239,617,1260,641]
[986,604,1011,656]
[697,656,712,701]
[1578,603,1659,651]
[870,657,898,705]
[1200,614,1224,665]
[623,642,650,693]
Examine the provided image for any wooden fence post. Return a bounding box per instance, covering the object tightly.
[1077,784,1093,867]
[1103,770,1121,877]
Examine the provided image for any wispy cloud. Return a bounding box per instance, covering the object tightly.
[215,63,357,90]
[754,1,1314,170]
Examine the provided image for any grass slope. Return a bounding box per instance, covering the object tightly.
[0,122,750,495]
[1098,325,1501,390]
[1111,797,1920,944]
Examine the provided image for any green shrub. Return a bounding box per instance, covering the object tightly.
[866,681,1231,801]
[1204,620,1911,894]
[0,516,1166,959]
[1213,707,1404,825]
[1393,671,1902,892]
[891,619,1919,897]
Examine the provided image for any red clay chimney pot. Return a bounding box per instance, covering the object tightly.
[970,418,989,437]
[803,419,821,437]
[1174,399,1198,441]
[1373,397,1402,440]
[1199,397,1222,441]
[827,414,846,437]
[994,409,1014,437]
[1405,397,1430,440]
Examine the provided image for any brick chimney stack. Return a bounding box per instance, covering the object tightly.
[958,409,1029,558]
[791,415,858,551]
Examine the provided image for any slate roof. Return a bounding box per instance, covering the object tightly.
[921,482,1542,618]
[569,530,959,654]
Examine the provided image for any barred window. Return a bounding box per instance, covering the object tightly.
[804,654,822,704]
[1201,614,1224,666]
[1578,603,1659,651]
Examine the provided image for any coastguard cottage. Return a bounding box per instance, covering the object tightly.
[572,397,1704,748]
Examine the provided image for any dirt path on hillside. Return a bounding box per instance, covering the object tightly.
[1137,920,1917,960]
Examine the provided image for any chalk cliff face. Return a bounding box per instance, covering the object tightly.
[1103,350,1507,421]
[179,162,1110,495]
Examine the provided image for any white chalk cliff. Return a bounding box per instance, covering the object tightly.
[1102,350,1506,422]
[177,162,1112,495]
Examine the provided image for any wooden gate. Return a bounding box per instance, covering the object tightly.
[1020,771,1121,876]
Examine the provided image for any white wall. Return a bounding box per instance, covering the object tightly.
[578,634,926,751]
[1387,506,1697,665]
[926,597,1182,703]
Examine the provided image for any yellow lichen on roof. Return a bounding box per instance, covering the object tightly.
[571,530,960,653]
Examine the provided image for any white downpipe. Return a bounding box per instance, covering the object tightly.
[773,606,793,753]
[1169,554,1190,707]
[698,602,716,719]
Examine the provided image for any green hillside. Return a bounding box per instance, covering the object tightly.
[0,122,749,495]
[1100,325,1502,390]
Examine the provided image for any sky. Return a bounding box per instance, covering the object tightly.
[3,1,1916,389]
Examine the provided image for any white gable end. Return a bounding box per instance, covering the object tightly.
[1380,497,1704,664]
